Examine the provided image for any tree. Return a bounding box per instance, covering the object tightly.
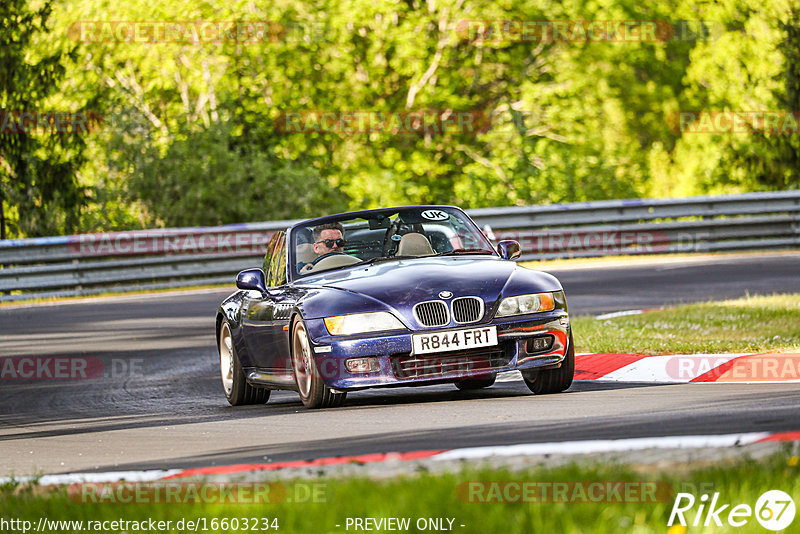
[0,0,89,239]
[6,0,796,236]
[734,7,800,190]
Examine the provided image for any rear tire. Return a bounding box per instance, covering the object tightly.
[291,319,347,409]
[454,373,497,390]
[219,321,270,406]
[522,332,575,394]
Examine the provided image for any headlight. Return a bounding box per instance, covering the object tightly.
[495,292,556,317]
[324,312,405,335]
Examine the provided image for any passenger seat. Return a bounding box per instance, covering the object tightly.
[397,233,434,257]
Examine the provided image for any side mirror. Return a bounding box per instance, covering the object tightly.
[236,268,267,292]
[497,240,521,261]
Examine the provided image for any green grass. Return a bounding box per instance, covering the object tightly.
[2,452,798,533]
[572,293,800,354]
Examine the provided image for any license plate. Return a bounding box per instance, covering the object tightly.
[412,326,498,355]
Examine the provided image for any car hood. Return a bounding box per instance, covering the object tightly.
[294,256,563,319]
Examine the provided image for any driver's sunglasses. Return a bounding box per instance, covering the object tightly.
[316,238,346,248]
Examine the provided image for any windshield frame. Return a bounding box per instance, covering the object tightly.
[286,205,497,283]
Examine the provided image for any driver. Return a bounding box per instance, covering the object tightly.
[312,222,346,258]
[297,222,347,273]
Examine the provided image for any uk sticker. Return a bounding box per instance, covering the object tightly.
[421,209,449,221]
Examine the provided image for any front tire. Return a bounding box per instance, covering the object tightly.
[522,332,575,394]
[219,321,270,406]
[291,319,347,409]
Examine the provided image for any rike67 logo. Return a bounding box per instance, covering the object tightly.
[669,490,795,530]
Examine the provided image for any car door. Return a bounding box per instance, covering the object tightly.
[241,232,285,371]
[263,232,295,379]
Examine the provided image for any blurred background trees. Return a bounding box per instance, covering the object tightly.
[1,0,797,237]
[0,0,88,238]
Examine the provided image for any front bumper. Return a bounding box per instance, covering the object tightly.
[303,311,570,391]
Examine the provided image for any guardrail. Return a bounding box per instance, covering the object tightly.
[1,190,799,301]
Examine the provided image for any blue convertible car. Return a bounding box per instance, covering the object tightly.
[216,206,573,408]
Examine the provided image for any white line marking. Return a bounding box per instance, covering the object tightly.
[594,310,644,320]
[431,432,772,461]
[0,469,183,486]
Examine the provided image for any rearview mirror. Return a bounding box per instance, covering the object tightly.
[368,216,391,230]
[497,240,521,261]
[236,268,267,292]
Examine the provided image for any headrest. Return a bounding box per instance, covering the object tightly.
[296,243,317,264]
[397,233,434,257]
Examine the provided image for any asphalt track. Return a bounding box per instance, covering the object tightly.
[1,252,798,476]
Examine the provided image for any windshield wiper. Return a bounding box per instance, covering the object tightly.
[435,248,495,256]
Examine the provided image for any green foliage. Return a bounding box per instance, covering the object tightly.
[1,0,798,236]
[732,7,800,190]
[112,121,346,227]
[0,0,88,238]
[658,0,794,196]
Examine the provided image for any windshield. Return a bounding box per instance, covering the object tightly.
[290,207,495,278]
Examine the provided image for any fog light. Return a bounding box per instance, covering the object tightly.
[345,357,380,373]
[526,335,554,353]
